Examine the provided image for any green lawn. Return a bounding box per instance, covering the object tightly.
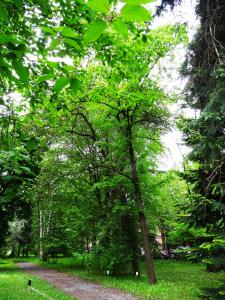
[0,259,74,300]
[34,258,224,300]
[1,258,224,300]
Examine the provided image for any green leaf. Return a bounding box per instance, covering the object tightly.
[26,140,36,151]
[70,78,81,94]
[212,184,218,195]
[0,35,22,45]
[61,26,78,38]
[3,175,14,182]
[14,0,24,8]
[51,26,61,32]
[0,97,4,105]
[112,17,128,37]
[54,77,70,93]
[8,150,16,157]
[12,59,29,86]
[121,4,151,22]
[41,26,55,35]
[0,58,10,68]
[0,4,8,22]
[4,187,16,200]
[15,168,22,175]
[36,74,55,83]
[20,166,32,174]
[64,38,80,49]
[84,19,106,44]
[46,61,59,69]
[124,0,155,4]
[87,0,110,13]
[63,65,75,72]
[49,38,60,50]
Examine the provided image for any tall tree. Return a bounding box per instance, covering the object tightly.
[47,24,186,283]
[178,3,225,293]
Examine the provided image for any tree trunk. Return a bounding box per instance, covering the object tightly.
[10,244,17,257]
[127,124,157,284]
[132,257,140,276]
[25,245,29,257]
[160,226,169,254]
[119,186,141,276]
[39,208,45,261]
[17,244,21,257]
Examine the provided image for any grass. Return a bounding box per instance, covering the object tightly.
[36,259,225,300]
[33,257,224,300]
[1,257,224,300]
[0,259,74,300]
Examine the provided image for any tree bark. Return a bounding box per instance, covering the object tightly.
[39,208,45,261]
[132,257,140,276]
[119,186,140,276]
[17,244,21,257]
[127,124,157,284]
[160,225,169,254]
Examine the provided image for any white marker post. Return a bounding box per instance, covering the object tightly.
[135,271,140,280]
[27,280,53,300]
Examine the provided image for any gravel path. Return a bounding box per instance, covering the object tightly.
[17,262,140,300]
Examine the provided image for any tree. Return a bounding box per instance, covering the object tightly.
[38,24,186,283]
[0,100,44,253]
[1,0,189,286]
[179,0,225,270]
[0,0,157,257]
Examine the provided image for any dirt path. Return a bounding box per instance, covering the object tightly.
[17,262,140,300]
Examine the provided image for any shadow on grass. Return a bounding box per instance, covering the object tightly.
[0,268,24,273]
[0,265,46,272]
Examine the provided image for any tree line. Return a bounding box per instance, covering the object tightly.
[0,0,224,292]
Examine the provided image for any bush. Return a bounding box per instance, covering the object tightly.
[200,238,225,272]
[82,243,133,275]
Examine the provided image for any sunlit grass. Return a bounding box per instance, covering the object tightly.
[0,259,74,300]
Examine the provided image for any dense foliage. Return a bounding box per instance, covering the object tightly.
[28,24,186,282]
[177,0,225,298]
[1,0,224,294]
[0,0,189,286]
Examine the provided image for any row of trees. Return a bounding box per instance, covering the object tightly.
[1,0,224,293]
[0,0,188,285]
